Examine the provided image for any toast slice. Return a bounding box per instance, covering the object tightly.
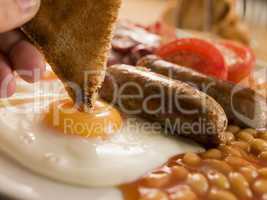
[22,0,121,109]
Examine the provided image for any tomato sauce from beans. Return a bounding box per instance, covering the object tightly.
[120,126,267,200]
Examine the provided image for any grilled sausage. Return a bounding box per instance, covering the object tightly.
[100,64,228,147]
[138,55,267,130]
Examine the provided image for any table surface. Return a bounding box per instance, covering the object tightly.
[119,0,166,24]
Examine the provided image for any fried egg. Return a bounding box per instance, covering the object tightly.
[0,96,203,188]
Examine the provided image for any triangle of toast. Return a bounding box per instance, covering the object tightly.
[22,0,121,109]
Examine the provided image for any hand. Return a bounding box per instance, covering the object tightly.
[0,0,45,98]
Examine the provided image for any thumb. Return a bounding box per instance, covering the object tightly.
[0,0,41,33]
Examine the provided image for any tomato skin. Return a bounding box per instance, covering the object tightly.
[156,38,227,80]
[219,40,256,83]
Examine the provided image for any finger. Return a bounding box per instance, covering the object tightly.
[0,54,16,98]
[0,0,41,33]
[9,40,45,83]
[0,30,24,53]
[0,30,46,83]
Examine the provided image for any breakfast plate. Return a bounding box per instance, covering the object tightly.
[0,61,265,200]
[0,87,262,200]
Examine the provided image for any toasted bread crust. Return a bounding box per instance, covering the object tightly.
[22,0,121,108]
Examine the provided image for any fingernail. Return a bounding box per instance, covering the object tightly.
[16,0,38,12]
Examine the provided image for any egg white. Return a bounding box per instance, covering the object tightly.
[0,152,122,200]
[0,96,204,188]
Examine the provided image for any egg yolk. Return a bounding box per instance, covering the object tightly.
[42,70,58,81]
[45,99,122,138]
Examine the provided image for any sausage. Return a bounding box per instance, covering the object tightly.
[100,64,228,147]
[138,55,267,130]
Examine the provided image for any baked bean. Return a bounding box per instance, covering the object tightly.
[203,159,233,175]
[258,151,267,161]
[258,168,267,178]
[169,185,197,200]
[171,166,189,181]
[226,126,240,134]
[202,149,222,159]
[258,132,267,141]
[225,156,251,168]
[237,131,254,143]
[182,153,201,166]
[239,166,258,183]
[252,179,267,195]
[229,141,250,152]
[251,139,267,154]
[142,171,171,188]
[228,172,252,199]
[207,171,230,189]
[186,173,209,195]
[121,126,267,200]
[219,146,242,157]
[139,190,168,200]
[242,128,258,136]
[223,132,235,143]
[208,188,237,200]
